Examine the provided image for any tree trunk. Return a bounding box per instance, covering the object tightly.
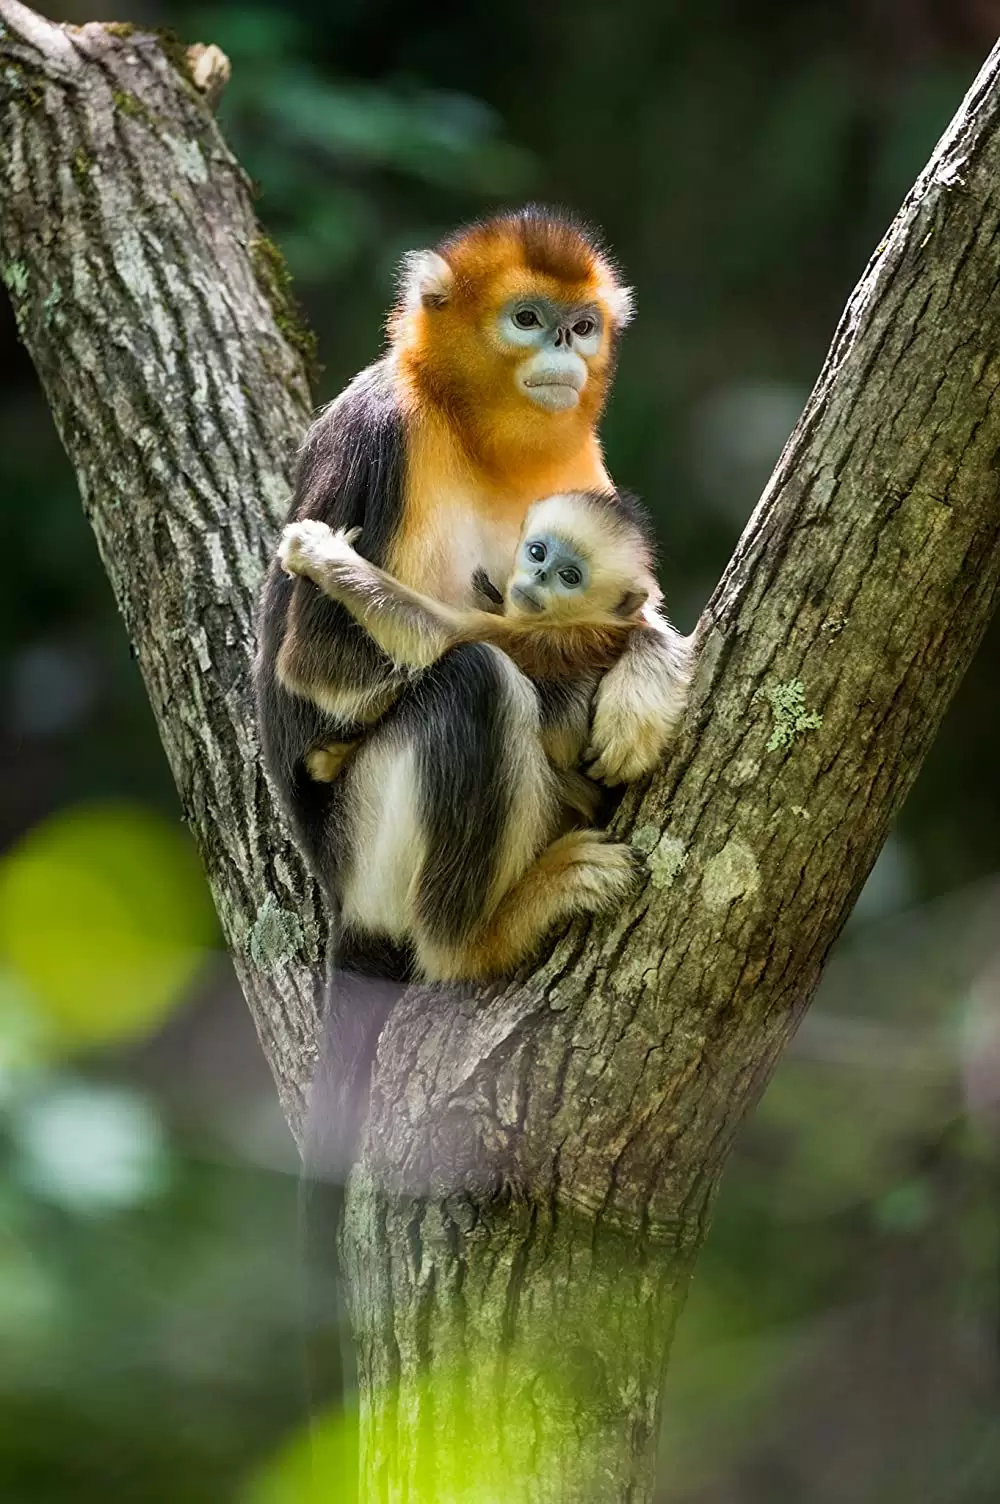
[0,1,320,1130]
[345,1177,695,1499]
[3,6,1000,1499]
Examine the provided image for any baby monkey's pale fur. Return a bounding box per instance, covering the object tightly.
[281,490,654,681]
[280,489,657,981]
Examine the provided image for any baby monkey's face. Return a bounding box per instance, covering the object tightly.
[504,492,652,623]
[507,531,589,618]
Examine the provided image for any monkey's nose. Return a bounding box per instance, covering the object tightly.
[535,568,549,583]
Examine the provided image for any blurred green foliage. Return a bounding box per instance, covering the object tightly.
[2,0,1000,1500]
[242,1406,356,1503]
[0,1121,307,1503]
[204,7,535,285]
[0,803,216,1053]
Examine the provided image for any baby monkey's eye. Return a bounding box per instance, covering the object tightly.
[514,307,543,329]
[573,317,596,338]
[558,566,582,587]
[527,542,547,562]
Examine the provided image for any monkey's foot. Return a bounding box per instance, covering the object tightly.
[305,740,361,782]
[417,830,639,983]
[535,829,641,912]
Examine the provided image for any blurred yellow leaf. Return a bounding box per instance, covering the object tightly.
[0,801,216,1049]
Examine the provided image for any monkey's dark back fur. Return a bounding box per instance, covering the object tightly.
[255,361,407,893]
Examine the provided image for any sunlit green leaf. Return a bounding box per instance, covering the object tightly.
[0,802,216,1049]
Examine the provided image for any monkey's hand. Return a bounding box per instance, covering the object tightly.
[585,619,693,784]
[278,520,363,584]
[279,526,462,669]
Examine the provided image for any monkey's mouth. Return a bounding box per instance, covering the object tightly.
[511,585,545,613]
[521,371,584,412]
[524,371,584,391]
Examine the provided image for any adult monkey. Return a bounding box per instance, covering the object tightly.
[256,205,690,1119]
[277,487,662,982]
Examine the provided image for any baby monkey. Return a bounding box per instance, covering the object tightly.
[278,489,657,980]
[281,487,655,737]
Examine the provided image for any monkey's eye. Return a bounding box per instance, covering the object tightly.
[527,541,547,562]
[558,566,583,587]
[513,307,543,330]
[573,317,596,338]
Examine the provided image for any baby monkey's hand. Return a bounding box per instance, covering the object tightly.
[279,520,363,581]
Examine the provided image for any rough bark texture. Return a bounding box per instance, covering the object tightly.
[0,1,320,1130]
[3,6,1000,1500]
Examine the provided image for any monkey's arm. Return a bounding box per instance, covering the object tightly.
[584,604,693,784]
[280,519,502,671]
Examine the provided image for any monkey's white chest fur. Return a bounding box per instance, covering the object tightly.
[401,495,521,607]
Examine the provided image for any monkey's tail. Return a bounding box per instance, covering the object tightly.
[300,952,404,1489]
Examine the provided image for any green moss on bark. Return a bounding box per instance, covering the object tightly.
[249,235,320,392]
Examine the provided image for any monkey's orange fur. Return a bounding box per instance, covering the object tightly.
[452,611,639,681]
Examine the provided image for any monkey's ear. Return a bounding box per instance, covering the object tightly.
[400,249,454,311]
[615,588,648,618]
[606,284,635,329]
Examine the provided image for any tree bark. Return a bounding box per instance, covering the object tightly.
[3,6,1000,1500]
[0,1,320,1130]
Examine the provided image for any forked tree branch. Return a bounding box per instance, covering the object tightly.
[6,6,1000,1494]
[2,2,999,1170]
[370,57,1000,1231]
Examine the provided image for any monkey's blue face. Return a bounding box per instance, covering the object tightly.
[509,532,590,615]
[498,298,604,412]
